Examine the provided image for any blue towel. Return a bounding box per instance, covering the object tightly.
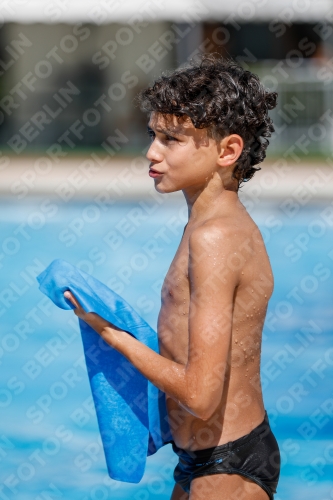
[36,259,171,483]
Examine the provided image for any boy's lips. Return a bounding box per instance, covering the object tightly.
[149,167,163,177]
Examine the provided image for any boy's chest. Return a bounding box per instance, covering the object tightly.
[157,238,190,361]
[161,238,190,306]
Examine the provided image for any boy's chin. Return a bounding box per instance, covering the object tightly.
[153,180,180,194]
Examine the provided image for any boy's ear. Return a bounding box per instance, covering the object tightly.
[217,134,244,167]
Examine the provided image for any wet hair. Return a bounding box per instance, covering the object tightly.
[137,54,278,184]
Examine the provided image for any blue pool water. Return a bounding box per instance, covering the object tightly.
[0,195,332,500]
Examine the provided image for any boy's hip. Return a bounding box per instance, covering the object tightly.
[171,411,281,497]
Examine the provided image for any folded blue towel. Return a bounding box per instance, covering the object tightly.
[37,259,171,483]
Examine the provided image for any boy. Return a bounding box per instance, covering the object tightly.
[64,55,280,499]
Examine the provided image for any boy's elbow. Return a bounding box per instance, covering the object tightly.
[189,397,219,421]
[196,406,216,421]
[185,377,222,420]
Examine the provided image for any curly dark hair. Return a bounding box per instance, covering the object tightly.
[137,55,278,184]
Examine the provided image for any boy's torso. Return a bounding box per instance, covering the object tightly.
[157,206,274,451]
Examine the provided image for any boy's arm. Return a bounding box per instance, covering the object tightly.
[65,223,239,421]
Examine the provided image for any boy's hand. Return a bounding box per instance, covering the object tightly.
[64,291,123,345]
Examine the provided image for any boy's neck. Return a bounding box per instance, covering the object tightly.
[183,175,240,225]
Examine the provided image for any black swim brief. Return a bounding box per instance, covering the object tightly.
[172,411,280,499]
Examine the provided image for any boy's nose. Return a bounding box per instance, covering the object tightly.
[146,142,163,163]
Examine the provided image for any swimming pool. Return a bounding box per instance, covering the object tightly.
[0,196,332,500]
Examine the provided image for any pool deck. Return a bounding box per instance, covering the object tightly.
[1,156,333,202]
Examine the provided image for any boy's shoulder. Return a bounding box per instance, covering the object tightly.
[189,217,235,245]
[188,216,246,271]
[188,213,266,272]
[189,211,257,250]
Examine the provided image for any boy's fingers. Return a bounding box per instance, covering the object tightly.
[63,291,114,333]
[64,291,81,310]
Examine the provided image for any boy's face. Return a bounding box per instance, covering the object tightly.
[146,112,225,194]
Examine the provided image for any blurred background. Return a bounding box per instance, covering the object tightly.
[1,1,333,500]
[1,0,333,156]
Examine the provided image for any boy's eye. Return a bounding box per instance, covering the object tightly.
[147,127,177,143]
[147,127,156,141]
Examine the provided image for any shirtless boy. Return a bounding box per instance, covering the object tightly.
[64,56,281,499]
